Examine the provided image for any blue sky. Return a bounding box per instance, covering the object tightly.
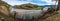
[2,0,58,6]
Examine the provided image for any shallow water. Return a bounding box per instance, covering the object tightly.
[15,11,43,19]
[10,8,43,19]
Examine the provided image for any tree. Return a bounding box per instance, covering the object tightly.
[57,0,60,11]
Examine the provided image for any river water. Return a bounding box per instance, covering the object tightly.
[10,7,49,19]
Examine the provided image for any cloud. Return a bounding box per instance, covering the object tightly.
[26,0,32,1]
[2,0,38,6]
[2,0,17,1]
[39,0,58,5]
[39,0,52,3]
[2,0,32,6]
[18,0,32,2]
[2,0,58,6]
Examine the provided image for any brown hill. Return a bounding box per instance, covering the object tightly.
[0,0,11,16]
[13,3,42,10]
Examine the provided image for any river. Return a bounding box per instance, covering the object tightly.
[10,7,49,19]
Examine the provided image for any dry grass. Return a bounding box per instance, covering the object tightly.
[0,13,13,21]
[44,12,60,21]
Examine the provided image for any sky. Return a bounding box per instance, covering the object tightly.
[2,0,58,6]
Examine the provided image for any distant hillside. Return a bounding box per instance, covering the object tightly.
[13,3,43,10]
[41,5,56,7]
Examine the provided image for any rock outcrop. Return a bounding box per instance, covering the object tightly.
[0,0,11,16]
[0,5,9,16]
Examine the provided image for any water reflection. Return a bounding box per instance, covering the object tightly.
[10,7,49,19]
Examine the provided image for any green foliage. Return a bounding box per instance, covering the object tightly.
[13,3,43,10]
[33,7,41,10]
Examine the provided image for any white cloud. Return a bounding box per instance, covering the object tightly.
[26,0,32,1]
[2,0,17,1]
[2,0,58,6]
[39,0,58,5]
[41,0,52,2]
[2,0,32,6]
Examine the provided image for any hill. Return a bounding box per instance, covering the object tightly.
[40,5,56,8]
[12,3,57,10]
[12,3,43,10]
[0,0,11,16]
